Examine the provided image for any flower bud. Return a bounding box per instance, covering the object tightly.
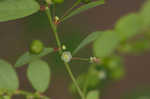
[62,45,66,50]
[54,16,60,25]
[90,57,100,63]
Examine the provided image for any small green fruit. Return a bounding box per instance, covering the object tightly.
[30,40,44,54]
[52,0,64,4]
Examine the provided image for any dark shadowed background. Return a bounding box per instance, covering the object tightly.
[0,0,150,99]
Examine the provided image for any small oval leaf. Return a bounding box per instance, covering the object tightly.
[15,48,54,67]
[93,31,121,58]
[27,60,50,92]
[0,0,40,22]
[115,13,142,41]
[0,60,19,91]
[73,31,103,55]
[62,0,104,22]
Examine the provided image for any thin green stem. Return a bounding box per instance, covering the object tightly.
[60,0,81,23]
[45,7,85,99]
[72,57,90,61]
[64,62,85,99]
[45,8,62,54]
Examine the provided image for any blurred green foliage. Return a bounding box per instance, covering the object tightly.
[71,0,150,98]
[1,0,150,99]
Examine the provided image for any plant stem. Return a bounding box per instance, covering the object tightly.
[60,0,81,23]
[72,57,90,61]
[64,62,85,99]
[45,7,85,99]
[45,7,62,54]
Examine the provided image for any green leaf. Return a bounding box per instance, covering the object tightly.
[93,31,121,58]
[0,60,19,91]
[62,0,104,21]
[115,13,142,41]
[86,90,100,99]
[15,48,54,67]
[140,0,150,28]
[119,38,150,54]
[27,60,50,92]
[0,0,40,22]
[73,31,103,55]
